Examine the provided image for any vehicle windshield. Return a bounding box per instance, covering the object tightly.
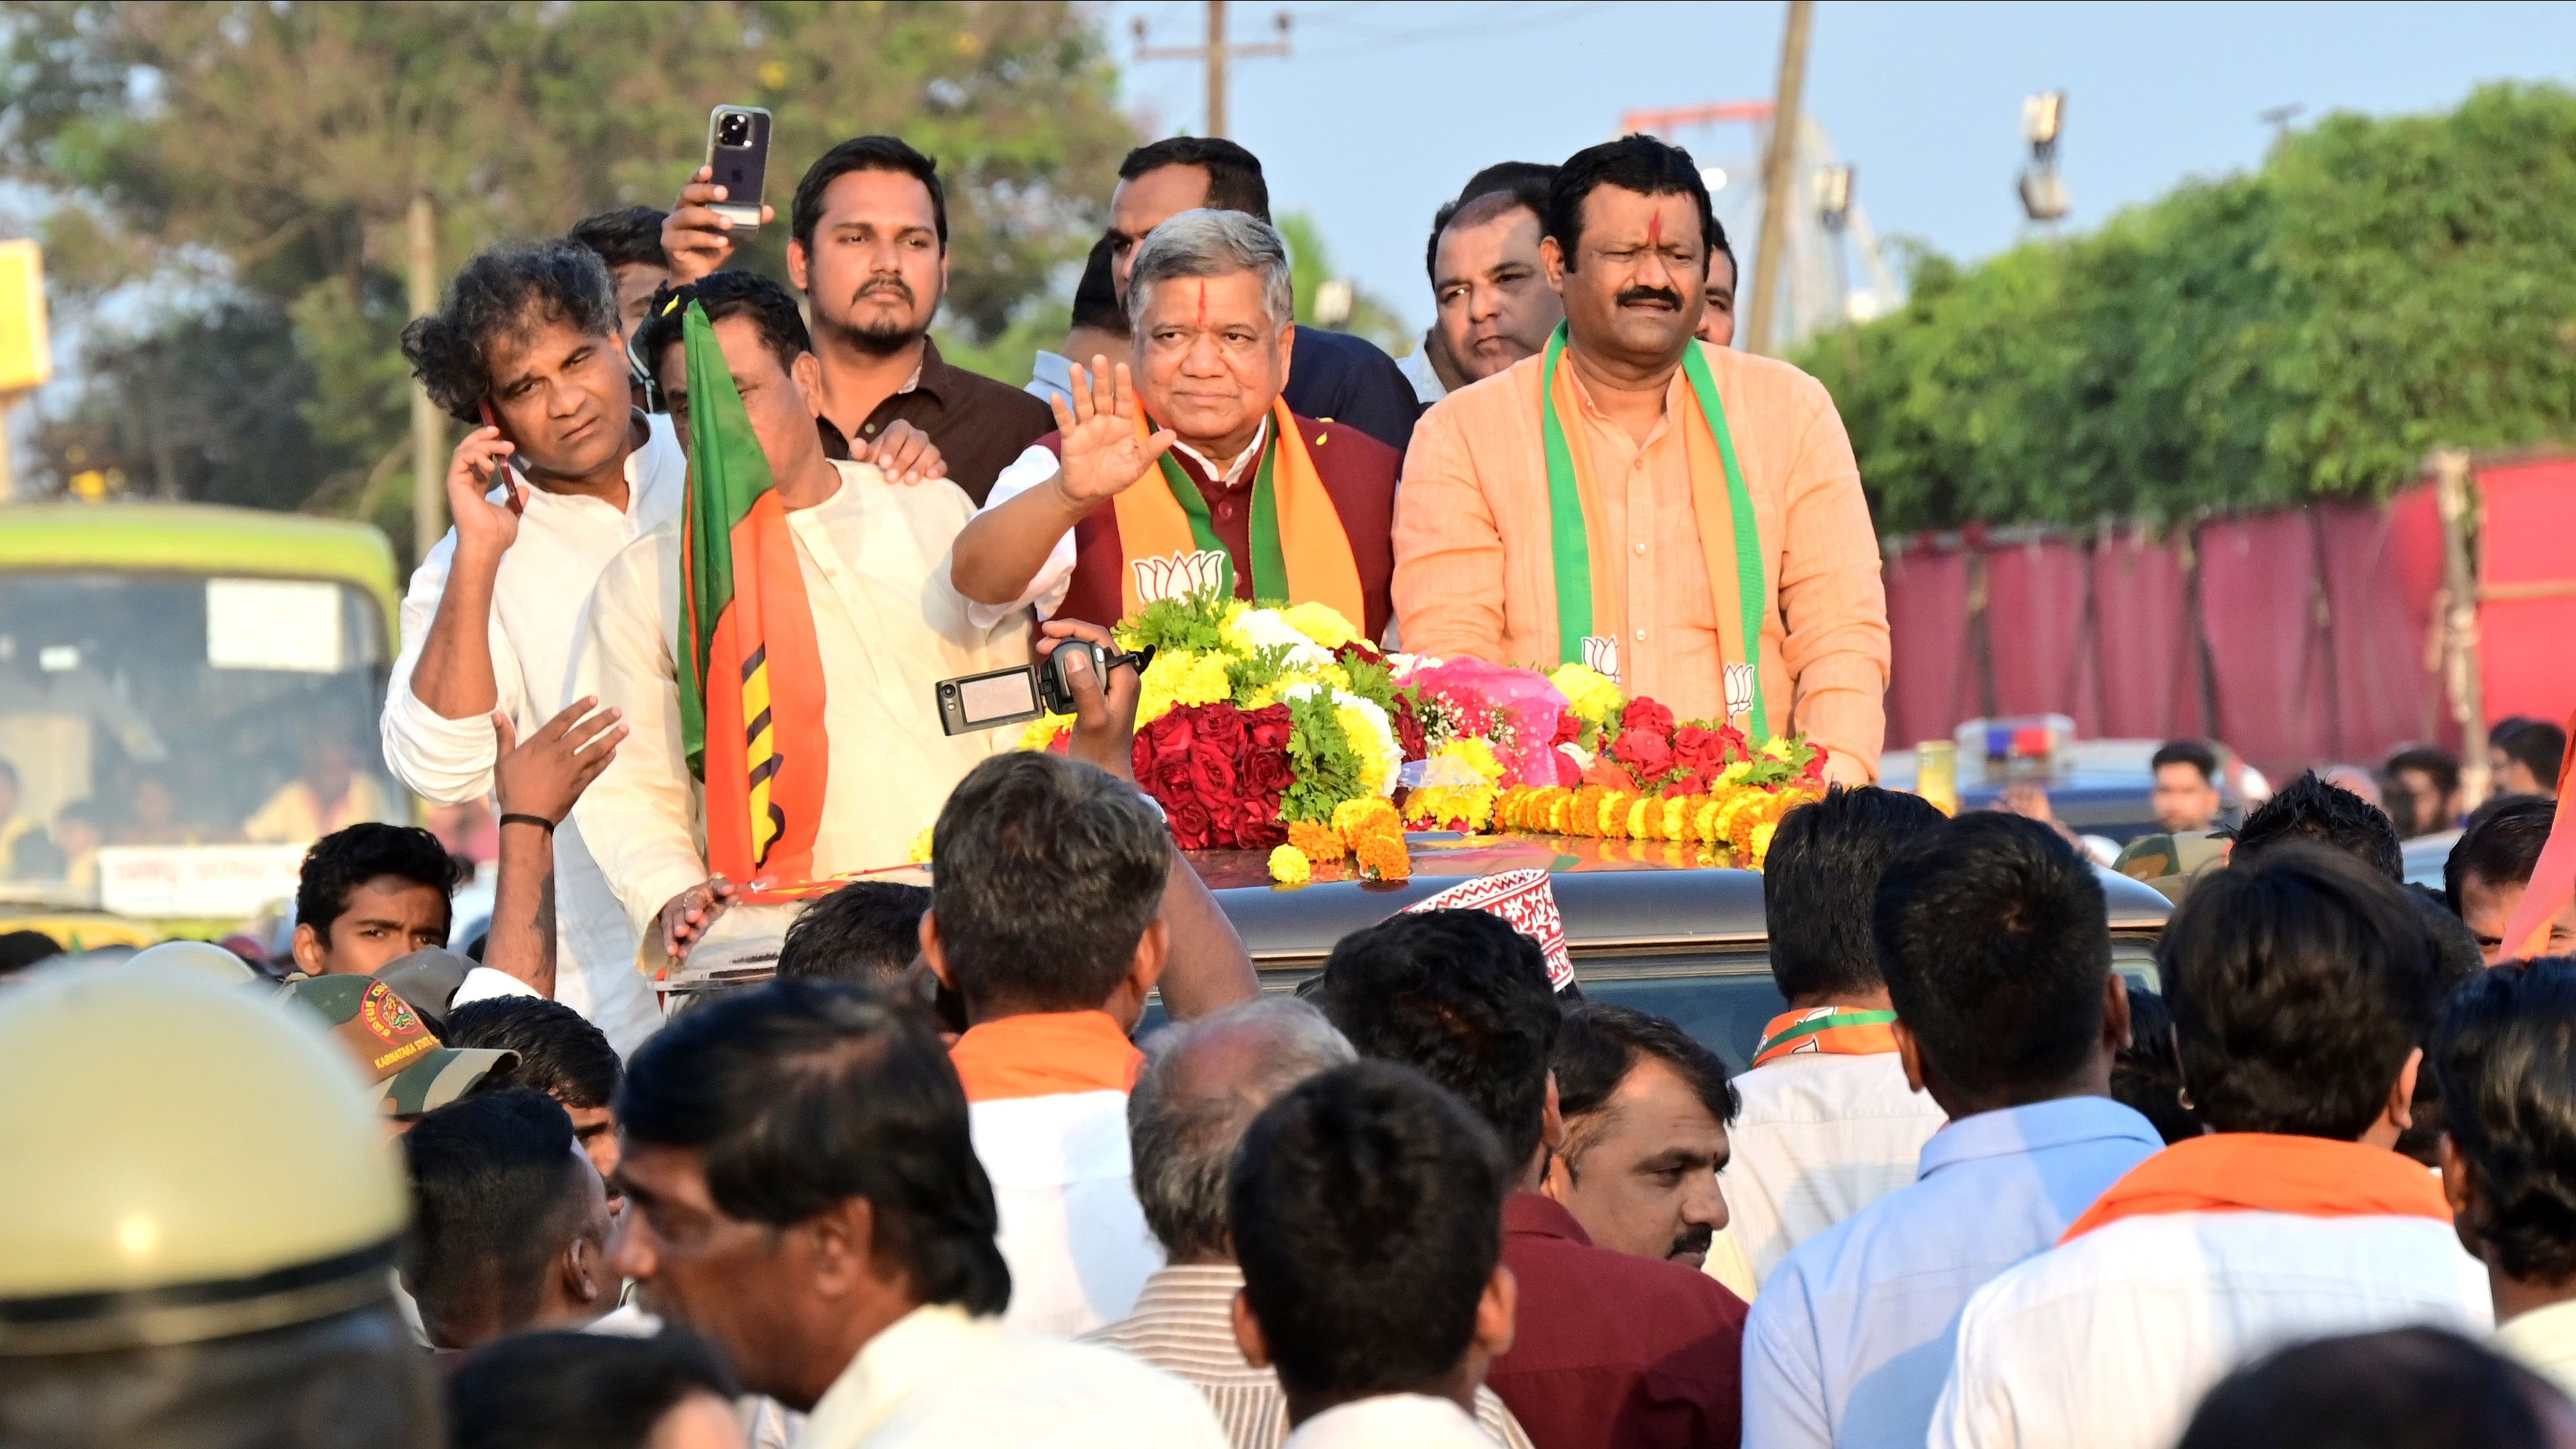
[0,570,398,906]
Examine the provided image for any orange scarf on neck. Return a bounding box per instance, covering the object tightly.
[2060,1133,2452,1243]
[949,1010,1143,1105]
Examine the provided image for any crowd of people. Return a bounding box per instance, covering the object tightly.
[3,116,2575,1449]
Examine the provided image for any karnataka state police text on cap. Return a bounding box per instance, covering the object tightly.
[278,973,518,1119]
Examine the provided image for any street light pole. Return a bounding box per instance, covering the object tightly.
[1745,0,1814,358]
[1134,1,1290,140]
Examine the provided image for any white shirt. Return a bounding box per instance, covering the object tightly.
[972,1089,1161,1337]
[793,1302,1228,1449]
[1930,1211,2492,1449]
[1396,340,1448,407]
[1284,1395,1495,1449]
[967,419,1275,630]
[1713,1051,1947,1292]
[381,414,685,1054]
[574,460,1029,954]
[1028,349,1077,410]
[2496,1299,2576,1401]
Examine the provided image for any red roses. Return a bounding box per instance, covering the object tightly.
[1587,695,1754,796]
[1132,702,1292,850]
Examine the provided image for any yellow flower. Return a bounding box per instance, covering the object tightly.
[1723,760,1754,784]
[1017,713,1074,752]
[1268,845,1313,885]
[905,828,934,865]
[1276,601,1360,650]
[1761,735,1797,762]
[1746,821,1779,866]
[1333,795,1402,842]
[1548,663,1626,727]
[1625,798,1654,839]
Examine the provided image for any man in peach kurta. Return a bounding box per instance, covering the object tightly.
[1394,135,1888,784]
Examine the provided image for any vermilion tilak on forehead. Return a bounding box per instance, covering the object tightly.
[1647,210,1664,248]
[1196,280,1207,328]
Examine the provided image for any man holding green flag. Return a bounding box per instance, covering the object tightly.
[1392,135,1889,784]
[575,272,1029,966]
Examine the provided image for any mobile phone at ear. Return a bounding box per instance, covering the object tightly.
[705,105,773,232]
[476,401,526,516]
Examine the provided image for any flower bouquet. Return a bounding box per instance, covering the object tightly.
[1018,590,1412,879]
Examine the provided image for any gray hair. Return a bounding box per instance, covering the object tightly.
[1128,995,1355,1261]
[1125,208,1295,333]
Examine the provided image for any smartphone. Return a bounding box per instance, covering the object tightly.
[704,105,773,233]
[476,402,527,516]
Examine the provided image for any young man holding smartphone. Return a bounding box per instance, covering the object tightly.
[662,134,1055,504]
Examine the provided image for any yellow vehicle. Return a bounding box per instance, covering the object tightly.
[0,501,404,948]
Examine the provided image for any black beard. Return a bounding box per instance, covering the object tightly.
[822,313,928,358]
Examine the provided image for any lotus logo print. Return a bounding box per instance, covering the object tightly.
[1581,634,1621,682]
[1724,663,1757,724]
[1132,549,1231,606]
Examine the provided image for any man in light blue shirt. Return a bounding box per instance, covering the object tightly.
[1742,813,2164,1448]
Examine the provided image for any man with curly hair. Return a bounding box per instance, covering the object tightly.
[386,239,690,1054]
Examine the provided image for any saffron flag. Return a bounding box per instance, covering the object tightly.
[675,298,831,899]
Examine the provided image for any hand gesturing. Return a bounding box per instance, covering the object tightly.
[1048,355,1176,510]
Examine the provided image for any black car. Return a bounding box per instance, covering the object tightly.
[1193,831,2174,1074]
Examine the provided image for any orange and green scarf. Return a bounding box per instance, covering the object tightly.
[1541,324,1770,740]
[1112,397,1367,621]
[2060,1132,2452,1243]
[674,298,831,904]
[1751,1005,1900,1068]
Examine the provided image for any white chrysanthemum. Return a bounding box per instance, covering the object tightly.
[1226,607,1339,672]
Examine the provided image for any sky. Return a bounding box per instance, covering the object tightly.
[1103,0,2576,338]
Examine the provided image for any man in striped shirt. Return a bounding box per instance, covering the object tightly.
[1086,997,1536,1449]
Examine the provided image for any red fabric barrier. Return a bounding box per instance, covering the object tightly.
[2315,500,2439,762]
[1985,536,2100,735]
[2477,458,2576,729]
[2091,530,2203,740]
[2379,485,2456,752]
[1882,540,1977,751]
[2197,513,2329,779]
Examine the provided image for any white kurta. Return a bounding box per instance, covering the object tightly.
[380,414,685,1054]
[573,459,1029,953]
[793,1303,1228,1449]
[1930,1210,2490,1449]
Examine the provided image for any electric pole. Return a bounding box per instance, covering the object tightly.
[1745,0,1814,358]
[408,190,445,564]
[1132,1,1291,139]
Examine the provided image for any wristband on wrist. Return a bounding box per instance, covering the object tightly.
[499,812,556,833]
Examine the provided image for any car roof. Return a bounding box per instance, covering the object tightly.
[1197,832,2172,970]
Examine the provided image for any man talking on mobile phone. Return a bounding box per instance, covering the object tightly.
[663,135,1056,504]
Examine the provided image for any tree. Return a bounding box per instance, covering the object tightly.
[0,1,1135,537]
[1803,83,2576,535]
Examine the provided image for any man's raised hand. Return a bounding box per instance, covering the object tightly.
[492,698,626,826]
[1047,356,1176,511]
[447,426,522,559]
[661,164,775,284]
[1037,618,1143,783]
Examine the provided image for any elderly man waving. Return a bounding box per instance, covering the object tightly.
[1394,135,1888,780]
[952,209,1398,639]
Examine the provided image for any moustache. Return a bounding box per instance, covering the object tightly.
[855,279,916,304]
[1669,1224,1715,1260]
[1616,285,1686,310]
